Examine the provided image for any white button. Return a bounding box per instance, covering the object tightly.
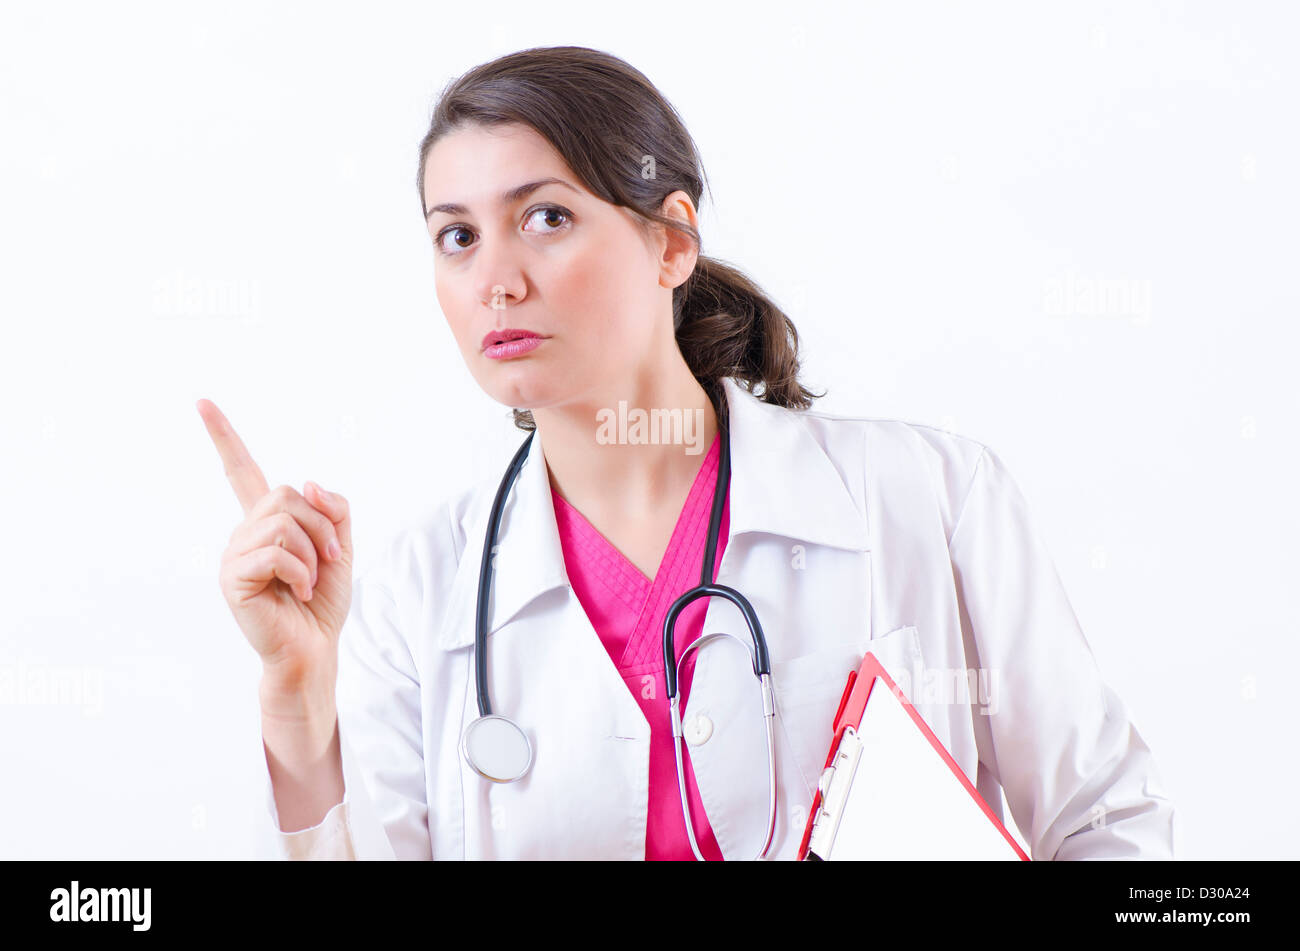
[685,714,713,746]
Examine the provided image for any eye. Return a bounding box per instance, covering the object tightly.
[524,205,571,234]
[433,204,573,258]
[435,225,476,257]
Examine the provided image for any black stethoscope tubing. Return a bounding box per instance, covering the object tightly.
[474,423,772,714]
[474,429,536,717]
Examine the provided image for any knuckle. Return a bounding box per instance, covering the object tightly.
[274,511,297,536]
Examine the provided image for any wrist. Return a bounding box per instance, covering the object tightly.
[260,690,338,770]
[259,667,336,724]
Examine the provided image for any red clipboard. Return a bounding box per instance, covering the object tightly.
[797,651,1030,861]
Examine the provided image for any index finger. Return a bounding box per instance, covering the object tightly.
[196,398,271,515]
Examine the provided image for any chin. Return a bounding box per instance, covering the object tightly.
[482,374,558,414]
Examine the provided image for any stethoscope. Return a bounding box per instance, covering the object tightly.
[459,421,778,860]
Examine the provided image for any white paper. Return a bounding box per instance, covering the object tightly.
[821,679,1023,860]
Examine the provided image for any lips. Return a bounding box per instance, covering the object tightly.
[481,328,542,351]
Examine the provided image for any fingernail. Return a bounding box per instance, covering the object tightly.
[327,539,341,560]
[315,483,332,502]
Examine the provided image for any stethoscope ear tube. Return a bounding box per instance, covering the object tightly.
[667,633,778,861]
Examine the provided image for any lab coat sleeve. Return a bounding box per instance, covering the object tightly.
[946,446,1176,860]
[263,568,429,860]
[264,793,355,860]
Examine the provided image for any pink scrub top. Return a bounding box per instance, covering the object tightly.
[549,432,728,861]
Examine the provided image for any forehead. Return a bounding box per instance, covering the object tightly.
[422,123,573,209]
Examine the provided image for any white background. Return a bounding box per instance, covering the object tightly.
[1,0,1294,860]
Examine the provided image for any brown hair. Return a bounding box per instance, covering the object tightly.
[415,45,824,432]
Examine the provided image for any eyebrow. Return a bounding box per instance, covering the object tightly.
[424,178,580,221]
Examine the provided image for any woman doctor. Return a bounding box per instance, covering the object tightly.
[198,46,1176,860]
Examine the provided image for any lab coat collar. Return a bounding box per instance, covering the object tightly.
[435,376,871,651]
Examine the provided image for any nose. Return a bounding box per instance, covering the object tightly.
[486,283,511,315]
[472,236,526,316]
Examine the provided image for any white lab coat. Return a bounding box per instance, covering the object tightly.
[262,376,1176,860]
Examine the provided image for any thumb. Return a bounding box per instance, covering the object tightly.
[305,481,352,560]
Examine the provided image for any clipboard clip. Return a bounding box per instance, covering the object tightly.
[798,666,862,861]
[803,726,864,860]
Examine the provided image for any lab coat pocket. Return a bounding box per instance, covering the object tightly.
[773,625,926,807]
[770,645,863,810]
[864,624,925,705]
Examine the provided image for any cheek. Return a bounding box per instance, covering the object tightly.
[434,271,476,354]
[548,236,654,343]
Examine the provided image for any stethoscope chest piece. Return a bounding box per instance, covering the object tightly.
[461,714,533,783]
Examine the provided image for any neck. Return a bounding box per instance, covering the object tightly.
[532,364,721,520]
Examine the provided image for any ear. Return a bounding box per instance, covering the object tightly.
[655,190,700,291]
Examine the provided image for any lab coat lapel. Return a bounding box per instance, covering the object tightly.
[436,431,570,653]
[719,377,872,550]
